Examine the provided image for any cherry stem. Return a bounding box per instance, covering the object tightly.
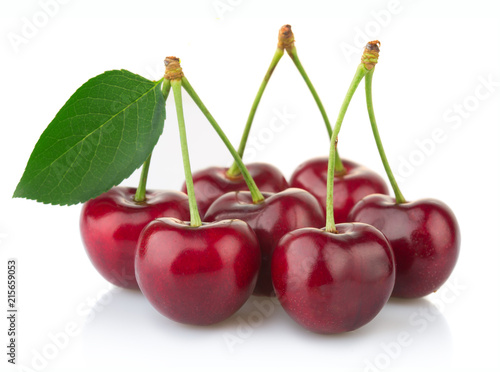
[171,79,202,227]
[226,48,284,177]
[134,79,171,203]
[286,45,345,174]
[325,40,382,232]
[325,64,369,233]
[181,77,265,204]
[365,69,406,204]
[162,78,171,98]
[134,154,152,202]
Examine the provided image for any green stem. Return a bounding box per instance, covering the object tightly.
[287,46,332,137]
[181,77,265,204]
[365,69,406,204]
[334,148,345,175]
[171,79,202,227]
[287,46,345,174]
[134,79,170,203]
[325,64,368,233]
[161,78,171,98]
[226,48,284,177]
[134,154,152,202]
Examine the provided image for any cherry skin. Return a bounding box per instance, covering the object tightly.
[80,187,190,290]
[289,157,389,223]
[135,218,261,325]
[348,194,460,298]
[204,188,324,297]
[272,223,395,334]
[183,162,289,218]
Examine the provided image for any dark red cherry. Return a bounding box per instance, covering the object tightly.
[204,188,324,296]
[135,218,261,325]
[348,194,460,298]
[183,162,289,218]
[290,158,388,223]
[80,187,190,289]
[272,223,395,334]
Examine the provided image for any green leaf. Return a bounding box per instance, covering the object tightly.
[13,70,166,205]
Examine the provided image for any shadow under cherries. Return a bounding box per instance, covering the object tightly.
[80,287,452,371]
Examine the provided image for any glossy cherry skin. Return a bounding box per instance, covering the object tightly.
[272,223,395,334]
[348,194,460,298]
[290,157,389,223]
[135,218,261,325]
[204,188,325,297]
[182,162,289,218]
[80,187,190,289]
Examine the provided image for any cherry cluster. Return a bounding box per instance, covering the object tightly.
[80,26,460,334]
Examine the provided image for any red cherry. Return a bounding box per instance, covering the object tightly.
[183,163,289,218]
[290,157,389,223]
[348,194,460,298]
[272,223,395,334]
[204,188,324,296]
[135,218,261,325]
[80,187,190,289]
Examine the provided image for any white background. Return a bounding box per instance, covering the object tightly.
[1,0,499,371]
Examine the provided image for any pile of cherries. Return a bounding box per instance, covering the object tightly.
[80,26,460,334]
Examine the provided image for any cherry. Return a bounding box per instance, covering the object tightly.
[183,163,288,218]
[204,188,325,296]
[347,43,461,298]
[135,60,265,324]
[272,223,395,333]
[135,217,260,325]
[348,195,460,298]
[80,186,190,289]
[272,41,396,333]
[290,157,388,223]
